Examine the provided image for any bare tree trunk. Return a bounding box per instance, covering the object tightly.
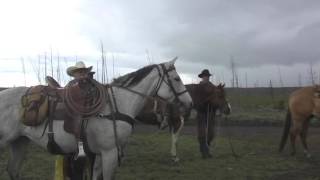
[100,41,108,84]
[112,53,115,78]
[245,72,248,88]
[298,73,302,87]
[50,47,53,77]
[309,62,315,85]
[269,80,274,101]
[44,52,47,76]
[230,56,236,88]
[21,57,26,86]
[38,55,42,84]
[278,66,284,87]
[57,53,61,84]
[145,49,151,64]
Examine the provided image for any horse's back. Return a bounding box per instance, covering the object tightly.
[289,86,315,119]
[0,87,29,143]
[0,87,28,104]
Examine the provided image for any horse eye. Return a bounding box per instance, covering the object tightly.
[174,77,181,82]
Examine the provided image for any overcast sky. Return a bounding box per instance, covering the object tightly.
[1,0,320,87]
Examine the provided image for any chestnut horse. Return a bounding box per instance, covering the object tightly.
[279,85,320,157]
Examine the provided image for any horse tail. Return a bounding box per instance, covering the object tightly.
[279,108,291,152]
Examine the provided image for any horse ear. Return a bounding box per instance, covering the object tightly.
[169,57,178,64]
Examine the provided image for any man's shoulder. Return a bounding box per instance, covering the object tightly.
[199,81,214,86]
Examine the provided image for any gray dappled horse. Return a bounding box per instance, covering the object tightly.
[0,59,192,180]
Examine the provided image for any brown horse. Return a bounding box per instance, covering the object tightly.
[279,85,320,157]
[186,83,231,115]
[187,83,231,158]
[136,83,231,161]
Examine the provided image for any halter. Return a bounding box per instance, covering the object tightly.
[114,64,189,107]
[152,64,189,107]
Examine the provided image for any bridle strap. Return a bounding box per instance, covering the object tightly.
[159,64,189,105]
[112,63,189,106]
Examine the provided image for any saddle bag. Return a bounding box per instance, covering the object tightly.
[20,85,49,126]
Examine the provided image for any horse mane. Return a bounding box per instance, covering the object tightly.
[112,64,157,87]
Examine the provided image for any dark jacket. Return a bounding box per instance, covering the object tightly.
[195,81,214,113]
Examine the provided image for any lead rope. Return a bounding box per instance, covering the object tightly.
[106,85,122,166]
[205,104,210,149]
[224,115,239,160]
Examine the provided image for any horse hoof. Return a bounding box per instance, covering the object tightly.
[171,156,180,163]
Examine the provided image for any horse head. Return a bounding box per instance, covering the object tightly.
[156,58,193,114]
[207,83,231,115]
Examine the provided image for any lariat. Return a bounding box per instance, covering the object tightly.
[64,78,106,117]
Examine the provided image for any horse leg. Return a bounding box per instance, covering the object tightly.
[207,112,216,147]
[7,136,30,180]
[170,116,184,162]
[197,112,210,158]
[290,119,303,156]
[300,119,311,158]
[101,148,118,180]
[92,155,103,180]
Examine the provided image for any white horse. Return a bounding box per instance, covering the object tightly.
[0,59,193,180]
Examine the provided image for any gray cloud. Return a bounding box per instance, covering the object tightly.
[78,0,320,68]
[70,0,320,87]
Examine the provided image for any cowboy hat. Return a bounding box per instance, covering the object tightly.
[67,61,92,76]
[198,69,212,78]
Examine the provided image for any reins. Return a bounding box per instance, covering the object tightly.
[223,115,239,160]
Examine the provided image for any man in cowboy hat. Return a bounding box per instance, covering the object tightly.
[198,69,212,85]
[67,61,93,80]
[196,69,215,159]
[54,61,95,180]
[66,61,93,158]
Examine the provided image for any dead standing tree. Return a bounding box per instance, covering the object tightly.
[230,56,239,88]
[309,62,316,86]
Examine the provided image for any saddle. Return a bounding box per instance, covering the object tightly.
[20,85,50,126]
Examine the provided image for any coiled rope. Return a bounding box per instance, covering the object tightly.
[64,78,106,117]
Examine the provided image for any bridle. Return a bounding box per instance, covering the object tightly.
[114,64,189,107]
[153,64,189,105]
[200,86,230,113]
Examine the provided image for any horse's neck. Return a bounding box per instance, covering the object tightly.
[186,84,198,102]
[114,71,159,117]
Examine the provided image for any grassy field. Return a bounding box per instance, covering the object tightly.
[1,130,320,180]
[1,87,319,179]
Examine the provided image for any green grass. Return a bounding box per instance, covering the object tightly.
[116,132,318,180]
[219,90,290,126]
[0,132,318,180]
[0,144,56,180]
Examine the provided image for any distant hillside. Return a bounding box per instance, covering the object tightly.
[225,87,299,97]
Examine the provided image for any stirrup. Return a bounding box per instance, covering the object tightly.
[74,141,86,159]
